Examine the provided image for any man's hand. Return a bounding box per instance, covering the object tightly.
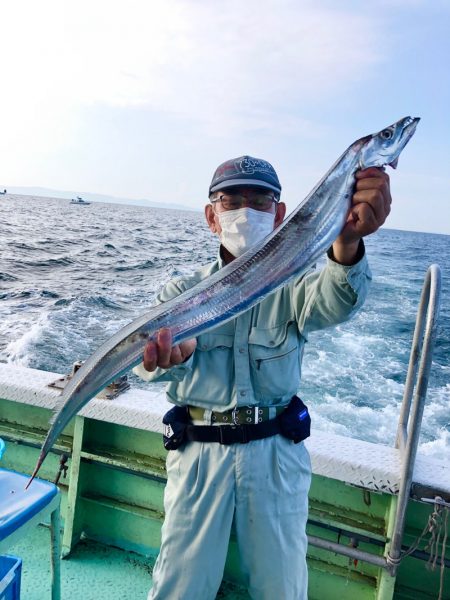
[143,328,197,372]
[332,167,391,264]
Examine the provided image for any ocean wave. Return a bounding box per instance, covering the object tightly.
[21,257,75,268]
[54,295,125,310]
[3,312,51,367]
[0,272,18,282]
[0,289,60,301]
[8,242,39,251]
[114,259,157,271]
[419,429,450,462]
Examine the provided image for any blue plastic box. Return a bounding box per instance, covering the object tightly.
[0,555,22,600]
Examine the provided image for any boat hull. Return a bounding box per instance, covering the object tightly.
[0,364,448,599]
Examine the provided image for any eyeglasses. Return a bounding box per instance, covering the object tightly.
[211,192,278,212]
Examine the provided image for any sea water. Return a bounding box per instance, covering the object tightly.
[1,195,449,461]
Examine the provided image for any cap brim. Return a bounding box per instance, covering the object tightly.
[210,178,281,194]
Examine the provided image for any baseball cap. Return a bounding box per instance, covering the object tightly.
[209,155,282,195]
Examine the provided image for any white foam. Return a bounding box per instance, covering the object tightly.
[419,429,450,463]
[4,312,51,366]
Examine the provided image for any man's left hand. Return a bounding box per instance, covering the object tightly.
[332,167,391,264]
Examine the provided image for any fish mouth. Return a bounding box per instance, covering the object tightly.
[399,116,420,145]
[392,116,420,167]
[382,116,420,168]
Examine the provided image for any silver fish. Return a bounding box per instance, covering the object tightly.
[27,116,419,487]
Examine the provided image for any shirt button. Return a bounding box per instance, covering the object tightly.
[239,348,246,354]
[240,391,246,397]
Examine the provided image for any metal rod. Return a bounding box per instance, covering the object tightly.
[388,265,442,572]
[309,517,450,568]
[395,293,426,451]
[308,535,388,569]
[308,519,385,548]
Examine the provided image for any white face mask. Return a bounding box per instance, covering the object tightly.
[217,207,275,257]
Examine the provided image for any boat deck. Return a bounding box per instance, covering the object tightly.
[9,524,249,599]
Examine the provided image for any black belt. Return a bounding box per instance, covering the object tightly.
[185,419,281,445]
[162,396,311,450]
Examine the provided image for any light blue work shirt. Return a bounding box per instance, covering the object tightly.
[134,246,371,411]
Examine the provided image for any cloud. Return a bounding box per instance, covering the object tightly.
[0,0,385,150]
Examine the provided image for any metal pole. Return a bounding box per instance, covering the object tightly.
[387,265,441,572]
[308,535,388,569]
[395,294,426,452]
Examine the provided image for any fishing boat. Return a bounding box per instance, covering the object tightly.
[70,196,91,205]
[0,265,448,599]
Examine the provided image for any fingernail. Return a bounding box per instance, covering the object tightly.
[158,328,171,343]
[145,344,156,359]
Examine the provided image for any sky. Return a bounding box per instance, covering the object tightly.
[1,0,449,234]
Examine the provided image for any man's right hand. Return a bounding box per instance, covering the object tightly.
[143,327,197,372]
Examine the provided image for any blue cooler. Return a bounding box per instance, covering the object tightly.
[0,555,22,600]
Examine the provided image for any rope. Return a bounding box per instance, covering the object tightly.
[438,508,448,600]
[399,496,449,600]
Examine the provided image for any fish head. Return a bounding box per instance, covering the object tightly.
[358,116,420,170]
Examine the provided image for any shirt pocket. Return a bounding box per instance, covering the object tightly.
[248,321,302,400]
[181,331,235,408]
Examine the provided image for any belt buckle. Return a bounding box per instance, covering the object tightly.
[219,424,248,444]
[231,407,239,425]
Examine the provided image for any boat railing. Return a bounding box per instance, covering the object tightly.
[387,263,442,571]
[307,264,443,578]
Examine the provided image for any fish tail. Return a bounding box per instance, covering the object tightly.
[25,452,45,489]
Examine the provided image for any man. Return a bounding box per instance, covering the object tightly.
[134,156,391,599]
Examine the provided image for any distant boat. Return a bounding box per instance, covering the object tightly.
[70,196,90,205]
[0,189,7,195]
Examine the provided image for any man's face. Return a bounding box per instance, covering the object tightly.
[205,187,286,236]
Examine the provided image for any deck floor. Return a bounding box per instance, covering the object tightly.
[8,525,249,599]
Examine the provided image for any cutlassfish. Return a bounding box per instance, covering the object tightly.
[27,116,419,487]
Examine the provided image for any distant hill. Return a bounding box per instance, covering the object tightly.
[0,186,198,212]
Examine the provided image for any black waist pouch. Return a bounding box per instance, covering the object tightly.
[278,395,311,444]
[162,405,189,450]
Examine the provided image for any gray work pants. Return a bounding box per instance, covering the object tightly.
[148,434,311,600]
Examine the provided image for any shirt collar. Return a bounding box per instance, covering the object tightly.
[218,245,226,268]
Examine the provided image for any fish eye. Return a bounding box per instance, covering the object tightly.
[380,128,393,140]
